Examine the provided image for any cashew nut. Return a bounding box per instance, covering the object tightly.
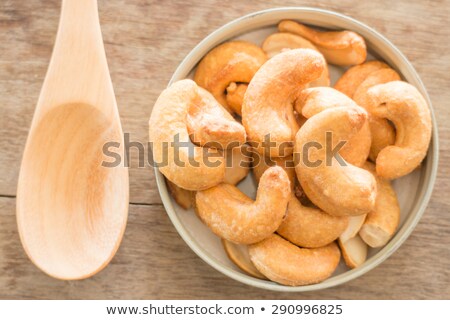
[294,106,377,216]
[334,60,389,97]
[278,20,367,66]
[364,81,432,179]
[194,41,267,113]
[249,234,341,286]
[195,166,291,244]
[187,87,246,149]
[338,235,368,269]
[296,87,371,167]
[353,68,401,161]
[359,163,400,247]
[149,79,225,190]
[166,180,195,210]
[262,33,330,87]
[225,82,247,115]
[278,194,349,248]
[222,239,267,279]
[242,49,325,157]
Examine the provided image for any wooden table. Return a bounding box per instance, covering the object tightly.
[1,0,449,299]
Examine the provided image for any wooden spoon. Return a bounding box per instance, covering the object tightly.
[16,0,129,280]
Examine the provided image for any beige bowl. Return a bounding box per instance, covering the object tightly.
[153,7,439,291]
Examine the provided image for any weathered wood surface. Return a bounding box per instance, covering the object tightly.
[0,0,449,299]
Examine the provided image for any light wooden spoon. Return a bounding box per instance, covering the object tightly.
[16,0,129,280]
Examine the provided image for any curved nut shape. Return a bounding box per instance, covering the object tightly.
[262,33,330,87]
[242,49,325,157]
[359,163,400,247]
[353,68,401,162]
[166,180,195,210]
[338,235,368,269]
[149,79,225,190]
[334,60,389,97]
[278,194,349,248]
[224,146,250,185]
[278,20,367,66]
[222,239,267,279]
[187,87,246,149]
[196,166,291,244]
[296,87,371,167]
[194,41,267,113]
[294,107,377,216]
[364,81,432,179]
[249,234,341,286]
[225,82,247,115]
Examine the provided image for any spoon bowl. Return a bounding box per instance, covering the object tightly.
[16,0,128,279]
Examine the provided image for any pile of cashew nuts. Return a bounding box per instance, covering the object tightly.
[149,20,432,286]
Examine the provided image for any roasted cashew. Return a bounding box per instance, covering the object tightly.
[149,80,225,190]
[359,162,401,247]
[278,20,367,66]
[278,194,348,248]
[249,234,341,286]
[262,33,330,87]
[166,180,195,210]
[194,41,267,113]
[222,240,267,279]
[338,235,368,269]
[294,106,377,216]
[252,156,348,248]
[352,68,401,161]
[334,60,389,97]
[242,49,325,157]
[364,81,432,179]
[187,87,246,149]
[296,87,371,167]
[225,82,247,115]
[196,166,291,244]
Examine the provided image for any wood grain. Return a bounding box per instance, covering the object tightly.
[0,0,449,298]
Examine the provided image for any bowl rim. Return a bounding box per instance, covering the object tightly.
[153,7,439,292]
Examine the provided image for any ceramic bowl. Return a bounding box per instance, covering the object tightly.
[153,7,439,291]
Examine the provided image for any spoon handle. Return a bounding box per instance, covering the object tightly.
[37,0,115,117]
